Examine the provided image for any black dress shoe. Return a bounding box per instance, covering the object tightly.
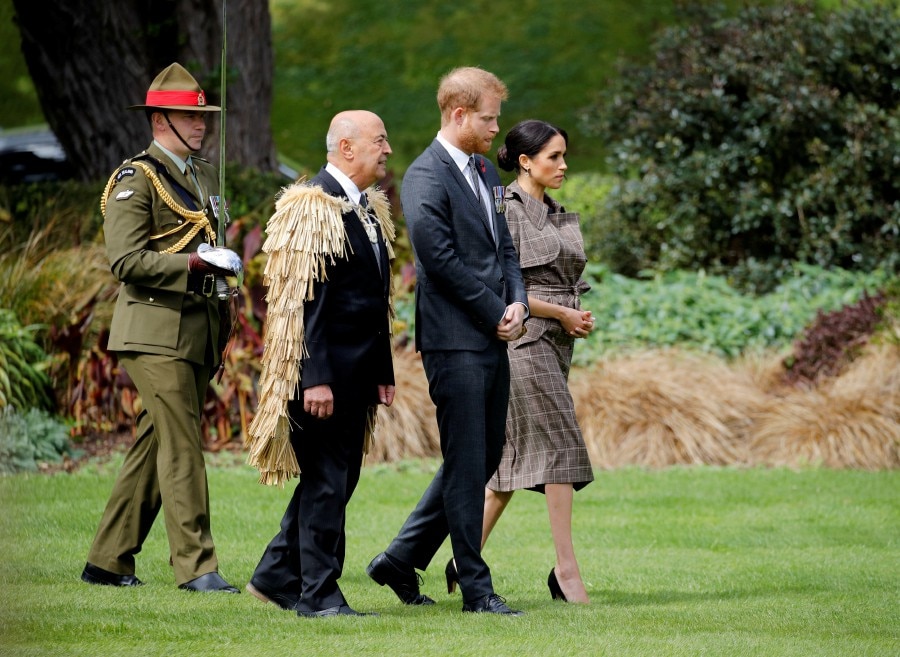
[462,593,524,616]
[81,563,143,587]
[297,604,375,617]
[246,580,299,610]
[178,572,239,593]
[366,552,435,605]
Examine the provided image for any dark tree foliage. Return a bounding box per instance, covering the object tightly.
[583,2,899,289]
[782,290,888,385]
[11,0,278,181]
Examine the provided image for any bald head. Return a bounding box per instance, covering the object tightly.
[325,110,392,188]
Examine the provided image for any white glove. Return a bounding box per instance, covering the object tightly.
[197,243,244,287]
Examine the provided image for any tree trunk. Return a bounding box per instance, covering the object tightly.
[12,0,277,182]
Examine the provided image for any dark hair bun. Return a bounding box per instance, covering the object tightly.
[496,145,515,171]
[497,119,568,174]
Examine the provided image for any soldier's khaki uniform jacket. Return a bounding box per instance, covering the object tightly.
[103,142,223,368]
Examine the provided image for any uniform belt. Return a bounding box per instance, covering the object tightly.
[187,273,216,297]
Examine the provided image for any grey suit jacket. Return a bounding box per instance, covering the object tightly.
[401,139,527,352]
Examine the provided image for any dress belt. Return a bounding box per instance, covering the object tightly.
[527,283,589,308]
[529,284,577,294]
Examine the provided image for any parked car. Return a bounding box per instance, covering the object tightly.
[0,126,73,183]
[0,125,300,184]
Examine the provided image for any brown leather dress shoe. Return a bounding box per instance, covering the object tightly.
[178,572,239,593]
[81,563,143,587]
[366,552,435,605]
[462,593,524,616]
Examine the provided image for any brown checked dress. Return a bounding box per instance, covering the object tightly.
[488,180,594,493]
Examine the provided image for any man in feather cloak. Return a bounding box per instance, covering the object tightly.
[244,110,396,617]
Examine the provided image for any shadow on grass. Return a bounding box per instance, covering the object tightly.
[595,584,824,606]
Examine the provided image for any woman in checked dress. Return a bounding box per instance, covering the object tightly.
[481,120,595,604]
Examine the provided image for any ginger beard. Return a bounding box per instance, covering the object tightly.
[458,123,493,155]
[457,103,500,156]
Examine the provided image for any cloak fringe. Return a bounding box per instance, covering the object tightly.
[245,180,394,486]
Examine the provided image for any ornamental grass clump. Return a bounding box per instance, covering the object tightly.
[368,349,439,463]
[751,345,900,470]
[570,350,765,469]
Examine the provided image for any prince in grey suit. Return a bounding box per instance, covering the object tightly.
[367,67,528,615]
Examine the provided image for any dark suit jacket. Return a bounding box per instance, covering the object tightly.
[300,167,394,404]
[401,139,527,352]
[103,142,222,367]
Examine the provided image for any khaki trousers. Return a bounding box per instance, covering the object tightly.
[86,353,217,584]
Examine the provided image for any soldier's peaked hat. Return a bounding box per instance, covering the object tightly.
[128,63,220,112]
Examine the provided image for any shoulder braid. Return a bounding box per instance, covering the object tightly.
[100,160,216,253]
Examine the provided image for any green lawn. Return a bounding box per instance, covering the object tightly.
[0,458,897,657]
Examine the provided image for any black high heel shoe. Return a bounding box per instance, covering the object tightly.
[547,568,568,602]
[445,558,459,594]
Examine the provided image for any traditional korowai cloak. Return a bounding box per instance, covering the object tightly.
[245,180,395,486]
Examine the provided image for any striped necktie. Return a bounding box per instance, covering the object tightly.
[467,156,482,206]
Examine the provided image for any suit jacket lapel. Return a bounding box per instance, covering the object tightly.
[350,207,390,281]
[431,142,497,244]
[377,235,390,293]
[434,142,480,213]
[314,169,385,278]
[473,154,500,247]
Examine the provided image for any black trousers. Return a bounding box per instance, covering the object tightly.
[251,395,369,612]
[386,343,509,604]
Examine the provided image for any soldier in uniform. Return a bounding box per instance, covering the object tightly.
[81,63,242,593]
